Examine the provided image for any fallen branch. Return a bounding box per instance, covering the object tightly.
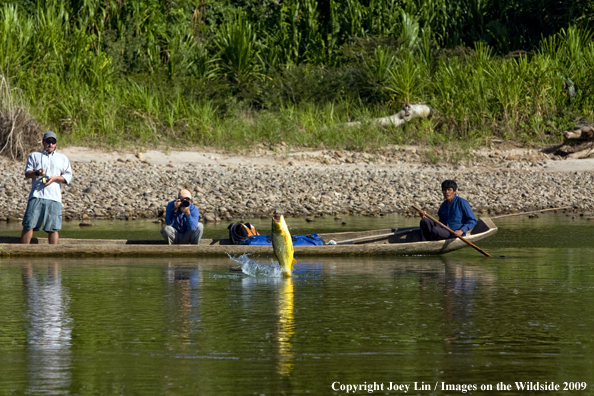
[568,144,594,159]
[564,125,594,140]
[345,103,433,128]
[554,122,594,159]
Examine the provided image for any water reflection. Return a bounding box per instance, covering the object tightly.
[400,257,498,338]
[164,263,201,346]
[1,245,591,395]
[228,257,298,377]
[21,263,72,395]
[277,279,294,376]
[401,257,499,373]
[442,261,497,333]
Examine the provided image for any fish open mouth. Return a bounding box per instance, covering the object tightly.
[273,216,280,221]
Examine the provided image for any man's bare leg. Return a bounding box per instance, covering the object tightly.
[21,229,33,244]
[48,232,59,245]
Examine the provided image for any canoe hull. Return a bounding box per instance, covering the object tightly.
[0,218,497,258]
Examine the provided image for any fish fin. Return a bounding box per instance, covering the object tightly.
[291,258,297,270]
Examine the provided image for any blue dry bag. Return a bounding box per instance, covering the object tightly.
[243,233,325,246]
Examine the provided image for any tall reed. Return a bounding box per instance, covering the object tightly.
[1,0,592,156]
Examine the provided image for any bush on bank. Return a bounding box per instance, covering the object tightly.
[1,0,594,153]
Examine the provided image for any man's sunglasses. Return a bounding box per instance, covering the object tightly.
[44,139,57,145]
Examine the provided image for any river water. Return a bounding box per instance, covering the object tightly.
[0,214,593,395]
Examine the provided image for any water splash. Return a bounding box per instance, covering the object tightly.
[228,253,284,278]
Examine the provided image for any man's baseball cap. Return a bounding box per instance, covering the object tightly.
[43,131,57,141]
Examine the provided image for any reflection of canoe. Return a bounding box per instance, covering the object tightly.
[0,218,497,258]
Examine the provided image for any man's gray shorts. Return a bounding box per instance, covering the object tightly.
[22,198,63,232]
[161,223,204,245]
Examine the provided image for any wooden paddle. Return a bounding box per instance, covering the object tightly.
[412,204,491,257]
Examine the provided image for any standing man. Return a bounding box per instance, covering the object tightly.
[419,180,477,241]
[160,189,204,245]
[21,131,73,244]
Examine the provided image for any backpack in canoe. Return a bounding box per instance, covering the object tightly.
[228,222,260,245]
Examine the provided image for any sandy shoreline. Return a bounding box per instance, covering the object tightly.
[59,145,594,172]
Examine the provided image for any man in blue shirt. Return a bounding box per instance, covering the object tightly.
[419,180,477,241]
[160,189,204,245]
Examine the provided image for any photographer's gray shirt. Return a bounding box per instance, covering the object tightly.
[25,150,73,203]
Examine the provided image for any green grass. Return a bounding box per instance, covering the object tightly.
[1,1,594,155]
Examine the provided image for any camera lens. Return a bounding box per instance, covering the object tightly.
[181,200,190,208]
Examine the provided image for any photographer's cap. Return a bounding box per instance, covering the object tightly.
[179,189,192,200]
[43,131,57,141]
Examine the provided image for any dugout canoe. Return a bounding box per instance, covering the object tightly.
[0,218,497,258]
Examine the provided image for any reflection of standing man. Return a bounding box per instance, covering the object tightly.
[21,132,73,245]
[22,262,73,394]
[160,189,203,245]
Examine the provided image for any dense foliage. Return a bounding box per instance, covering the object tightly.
[1,0,594,150]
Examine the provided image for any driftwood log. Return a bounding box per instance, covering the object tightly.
[345,103,433,128]
[556,124,594,159]
[564,125,594,140]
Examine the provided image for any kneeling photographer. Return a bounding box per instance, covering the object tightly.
[160,189,204,245]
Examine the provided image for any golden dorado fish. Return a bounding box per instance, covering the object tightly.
[272,215,297,277]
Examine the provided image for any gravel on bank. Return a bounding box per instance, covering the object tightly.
[1,146,592,224]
